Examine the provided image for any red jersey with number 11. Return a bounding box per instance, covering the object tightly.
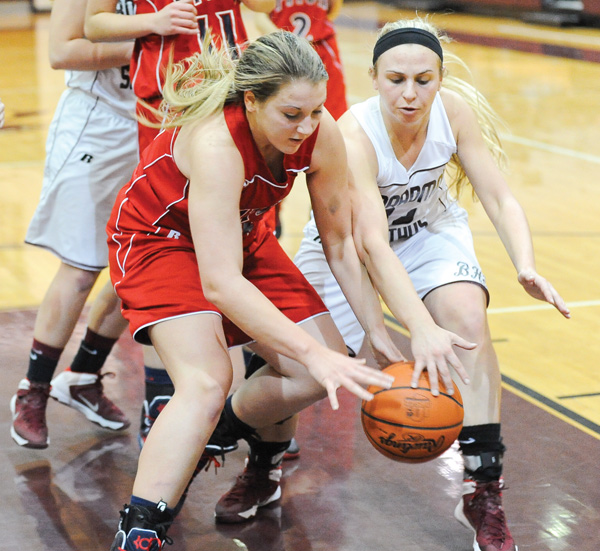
[131,0,248,102]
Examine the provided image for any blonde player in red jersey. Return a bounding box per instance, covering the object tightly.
[104,31,405,549]
[85,0,275,449]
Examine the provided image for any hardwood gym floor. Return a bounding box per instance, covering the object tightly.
[1,1,599,549]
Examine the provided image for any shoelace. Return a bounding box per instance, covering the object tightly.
[199,454,223,475]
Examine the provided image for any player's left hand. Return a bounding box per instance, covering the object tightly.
[367,330,405,369]
[518,268,571,319]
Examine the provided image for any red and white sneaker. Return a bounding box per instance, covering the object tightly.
[215,461,282,523]
[50,369,130,430]
[10,379,50,448]
[454,478,518,551]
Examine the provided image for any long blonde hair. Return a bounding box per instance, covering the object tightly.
[373,17,508,199]
[143,31,328,129]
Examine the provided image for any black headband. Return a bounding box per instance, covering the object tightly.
[372,28,443,66]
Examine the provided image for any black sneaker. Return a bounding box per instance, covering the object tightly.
[204,409,239,457]
[109,503,173,551]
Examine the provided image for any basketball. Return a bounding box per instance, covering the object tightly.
[361,361,464,463]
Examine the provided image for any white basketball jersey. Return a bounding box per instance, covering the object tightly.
[349,93,458,244]
[64,0,135,118]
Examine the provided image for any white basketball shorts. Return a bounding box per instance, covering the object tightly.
[25,87,138,270]
[294,204,488,355]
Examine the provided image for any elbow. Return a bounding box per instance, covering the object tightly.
[201,278,226,308]
[49,49,69,70]
[83,21,101,42]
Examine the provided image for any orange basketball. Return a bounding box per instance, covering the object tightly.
[361,361,464,463]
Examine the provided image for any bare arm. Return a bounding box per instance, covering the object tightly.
[307,113,404,367]
[444,89,570,318]
[241,0,276,14]
[49,0,132,71]
[85,0,198,43]
[176,117,393,409]
[338,111,476,394]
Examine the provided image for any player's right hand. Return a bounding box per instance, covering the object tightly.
[153,0,198,36]
[303,346,394,411]
[409,325,475,396]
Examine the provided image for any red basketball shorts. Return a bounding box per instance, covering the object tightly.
[109,223,328,347]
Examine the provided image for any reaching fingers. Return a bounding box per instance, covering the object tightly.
[451,334,477,351]
[326,382,340,411]
[410,361,426,389]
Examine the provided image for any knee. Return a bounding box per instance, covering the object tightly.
[178,369,230,423]
[445,304,489,345]
[59,264,98,294]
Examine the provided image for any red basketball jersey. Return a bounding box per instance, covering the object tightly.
[131,0,249,103]
[107,103,325,345]
[269,0,335,42]
[109,102,319,247]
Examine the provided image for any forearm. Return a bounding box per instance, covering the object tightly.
[85,12,158,42]
[242,0,276,14]
[324,236,388,340]
[360,238,438,335]
[49,38,132,71]
[489,197,536,274]
[205,272,323,365]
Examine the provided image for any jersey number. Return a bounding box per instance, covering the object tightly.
[120,65,132,89]
[290,13,312,41]
[197,11,240,57]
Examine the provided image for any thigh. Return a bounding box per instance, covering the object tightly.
[396,207,489,303]
[149,312,233,394]
[26,90,138,270]
[223,229,329,347]
[314,36,348,120]
[250,313,346,379]
[111,237,221,345]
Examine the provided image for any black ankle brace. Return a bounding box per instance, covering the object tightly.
[459,424,506,482]
[248,439,290,469]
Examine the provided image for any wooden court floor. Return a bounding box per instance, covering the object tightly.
[1,1,599,549]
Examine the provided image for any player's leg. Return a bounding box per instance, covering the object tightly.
[214,314,346,523]
[109,312,233,549]
[424,282,516,551]
[49,279,131,430]
[10,263,99,448]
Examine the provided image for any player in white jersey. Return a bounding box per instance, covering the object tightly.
[0,98,4,127]
[10,0,138,449]
[293,17,570,551]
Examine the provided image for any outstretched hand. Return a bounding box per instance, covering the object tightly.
[303,346,394,410]
[518,268,570,318]
[409,326,476,396]
[367,330,405,369]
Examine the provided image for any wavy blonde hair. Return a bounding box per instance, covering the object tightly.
[141,30,328,130]
[373,16,508,199]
